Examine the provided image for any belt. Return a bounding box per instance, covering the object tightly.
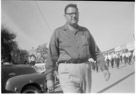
[58,59,88,64]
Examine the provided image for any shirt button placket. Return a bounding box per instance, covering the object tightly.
[75,33,80,59]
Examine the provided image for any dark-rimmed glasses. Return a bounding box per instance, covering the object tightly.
[66,12,79,16]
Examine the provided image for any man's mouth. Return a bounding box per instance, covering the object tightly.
[72,18,77,21]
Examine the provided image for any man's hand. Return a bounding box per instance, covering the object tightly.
[88,58,96,63]
[103,70,110,81]
[47,80,54,92]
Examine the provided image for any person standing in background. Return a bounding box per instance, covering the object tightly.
[29,54,36,66]
[105,53,109,68]
[108,52,112,68]
[111,52,114,68]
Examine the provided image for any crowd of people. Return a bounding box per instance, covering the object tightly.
[105,49,135,68]
[91,49,135,72]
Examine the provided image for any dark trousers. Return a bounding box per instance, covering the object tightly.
[129,56,132,64]
[91,62,98,72]
[124,57,129,65]
[116,58,120,68]
[106,59,109,67]
[111,59,114,68]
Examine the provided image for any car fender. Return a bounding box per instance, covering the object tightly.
[5,73,47,93]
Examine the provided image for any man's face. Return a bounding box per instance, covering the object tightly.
[65,7,79,26]
[30,56,36,62]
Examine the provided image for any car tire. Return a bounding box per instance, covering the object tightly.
[22,86,41,93]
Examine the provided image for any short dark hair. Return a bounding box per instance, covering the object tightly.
[64,4,78,14]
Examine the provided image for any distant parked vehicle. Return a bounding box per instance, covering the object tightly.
[1,63,57,93]
[35,63,46,73]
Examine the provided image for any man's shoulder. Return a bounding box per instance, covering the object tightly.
[55,25,65,32]
[52,25,65,36]
[78,25,92,36]
[78,25,88,31]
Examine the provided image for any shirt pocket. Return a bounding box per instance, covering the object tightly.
[80,35,89,46]
[59,37,73,49]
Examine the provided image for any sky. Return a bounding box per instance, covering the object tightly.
[1,1,135,51]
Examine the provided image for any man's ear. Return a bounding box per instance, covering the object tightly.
[64,14,67,20]
[64,14,66,18]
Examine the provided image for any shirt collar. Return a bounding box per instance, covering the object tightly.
[63,23,81,32]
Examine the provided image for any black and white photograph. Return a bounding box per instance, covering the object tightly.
[1,0,135,93]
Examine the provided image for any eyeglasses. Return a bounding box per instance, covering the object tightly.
[66,12,79,16]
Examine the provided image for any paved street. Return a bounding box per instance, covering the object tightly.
[54,62,135,93]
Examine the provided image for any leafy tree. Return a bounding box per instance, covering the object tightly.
[36,43,48,63]
[1,26,29,64]
[11,49,29,64]
[1,26,17,63]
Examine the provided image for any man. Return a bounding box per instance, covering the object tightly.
[46,4,110,93]
[105,53,109,68]
[115,52,120,69]
[29,54,36,66]
[107,52,112,68]
[132,50,135,61]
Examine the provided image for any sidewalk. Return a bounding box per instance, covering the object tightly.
[91,62,135,93]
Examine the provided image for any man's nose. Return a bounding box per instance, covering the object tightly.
[72,14,76,17]
[71,15,77,19]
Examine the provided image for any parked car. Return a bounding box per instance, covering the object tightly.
[1,63,57,93]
